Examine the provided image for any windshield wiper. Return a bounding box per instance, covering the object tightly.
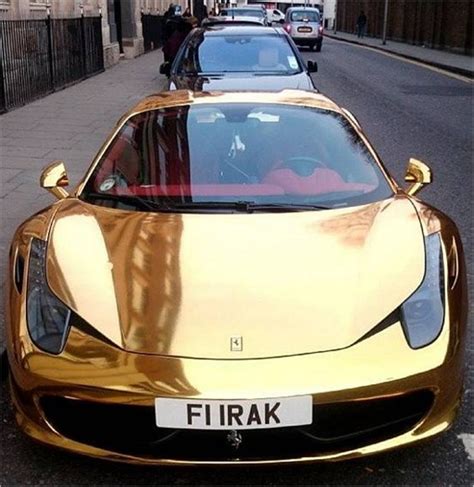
[243,202,331,212]
[169,201,331,212]
[252,71,295,76]
[84,192,173,212]
[83,194,331,213]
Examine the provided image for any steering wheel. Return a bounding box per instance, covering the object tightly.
[276,156,327,177]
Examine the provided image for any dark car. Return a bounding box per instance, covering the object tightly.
[218,7,268,25]
[160,24,318,91]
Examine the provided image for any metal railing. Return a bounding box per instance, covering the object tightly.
[0,14,104,113]
[142,14,165,52]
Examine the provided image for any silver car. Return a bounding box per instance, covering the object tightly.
[284,7,323,52]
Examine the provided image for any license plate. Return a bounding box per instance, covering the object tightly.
[155,396,313,430]
[298,26,312,33]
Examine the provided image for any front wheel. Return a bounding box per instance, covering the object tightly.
[315,39,322,52]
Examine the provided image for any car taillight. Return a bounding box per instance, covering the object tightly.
[284,23,291,33]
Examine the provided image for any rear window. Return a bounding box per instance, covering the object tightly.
[220,9,264,18]
[290,11,320,22]
[177,35,302,75]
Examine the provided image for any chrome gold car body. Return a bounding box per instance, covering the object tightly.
[5,90,468,464]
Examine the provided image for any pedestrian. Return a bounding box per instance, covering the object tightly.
[163,4,181,47]
[356,10,367,39]
[163,18,193,65]
[164,3,176,20]
[183,7,191,17]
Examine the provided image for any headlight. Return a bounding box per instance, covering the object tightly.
[401,233,445,349]
[27,238,71,354]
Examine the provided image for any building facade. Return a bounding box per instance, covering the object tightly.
[0,0,186,67]
[335,0,472,55]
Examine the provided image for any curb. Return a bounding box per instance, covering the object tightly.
[325,34,473,79]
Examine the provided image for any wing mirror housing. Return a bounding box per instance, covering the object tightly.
[404,158,432,196]
[307,60,318,73]
[40,160,69,199]
[159,62,171,77]
[278,18,285,24]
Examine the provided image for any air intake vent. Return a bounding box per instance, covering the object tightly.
[14,253,25,293]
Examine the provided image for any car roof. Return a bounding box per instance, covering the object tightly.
[225,5,265,9]
[222,5,264,9]
[198,24,281,36]
[286,7,320,12]
[204,17,265,26]
[124,91,342,119]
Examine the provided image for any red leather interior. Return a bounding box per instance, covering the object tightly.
[111,184,285,196]
[263,168,374,195]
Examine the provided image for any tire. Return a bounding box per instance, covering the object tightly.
[316,40,322,52]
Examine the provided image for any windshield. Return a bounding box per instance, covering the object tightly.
[177,34,302,74]
[220,9,264,18]
[81,104,393,212]
[290,11,320,22]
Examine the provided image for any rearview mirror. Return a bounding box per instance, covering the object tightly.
[159,62,171,77]
[40,160,69,200]
[307,60,318,73]
[404,158,432,196]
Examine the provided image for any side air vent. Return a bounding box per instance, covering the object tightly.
[14,253,25,293]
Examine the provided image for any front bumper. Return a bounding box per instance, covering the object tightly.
[292,34,321,44]
[8,311,465,465]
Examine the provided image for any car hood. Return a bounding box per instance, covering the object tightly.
[169,72,314,92]
[46,197,424,359]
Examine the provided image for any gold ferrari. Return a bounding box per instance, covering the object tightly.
[6,90,467,464]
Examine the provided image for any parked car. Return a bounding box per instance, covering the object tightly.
[284,7,323,51]
[160,24,318,91]
[6,89,467,464]
[202,15,264,26]
[266,8,285,24]
[218,7,267,25]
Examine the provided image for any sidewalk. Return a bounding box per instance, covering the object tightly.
[0,49,166,320]
[325,31,473,78]
[0,48,165,219]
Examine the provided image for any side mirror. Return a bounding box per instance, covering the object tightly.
[278,18,285,24]
[159,62,171,77]
[307,60,318,73]
[404,158,432,196]
[40,160,69,200]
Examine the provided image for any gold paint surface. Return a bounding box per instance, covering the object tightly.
[45,196,424,358]
[40,160,69,200]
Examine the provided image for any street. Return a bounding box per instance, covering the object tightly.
[1,37,472,485]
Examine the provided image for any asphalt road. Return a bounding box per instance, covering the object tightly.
[1,38,473,485]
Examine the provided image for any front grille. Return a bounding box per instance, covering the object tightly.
[40,390,434,461]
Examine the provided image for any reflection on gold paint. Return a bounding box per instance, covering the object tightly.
[48,209,123,346]
[44,197,425,359]
[103,212,184,355]
[90,208,197,395]
[319,202,384,247]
